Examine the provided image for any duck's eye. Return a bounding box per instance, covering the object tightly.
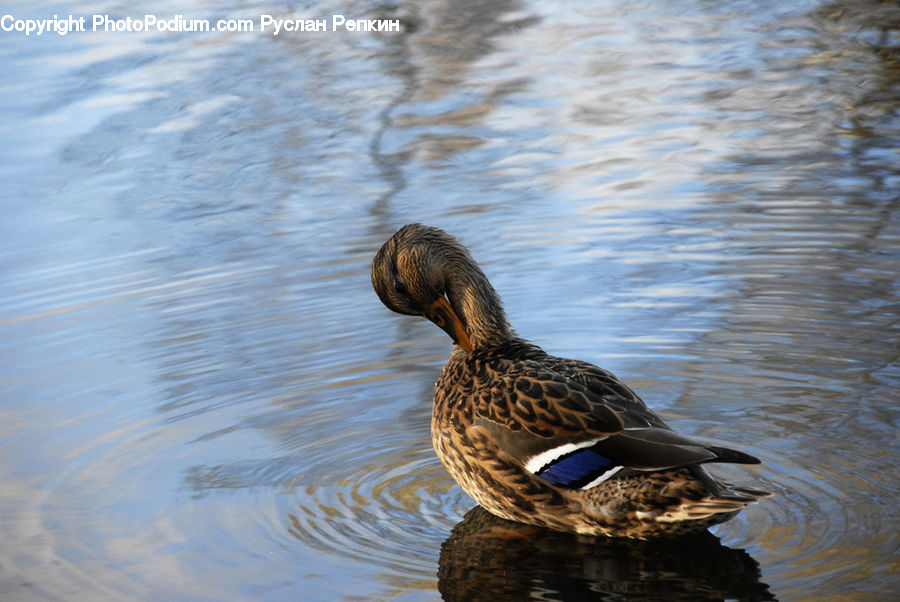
[394,281,409,296]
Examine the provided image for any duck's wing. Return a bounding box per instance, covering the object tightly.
[541,356,670,429]
[471,359,625,438]
[471,354,760,492]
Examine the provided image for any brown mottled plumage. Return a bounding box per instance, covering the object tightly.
[372,224,770,538]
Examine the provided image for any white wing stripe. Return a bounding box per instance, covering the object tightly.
[580,466,623,490]
[522,437,607,474]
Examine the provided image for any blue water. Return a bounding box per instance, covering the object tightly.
[1,0,898,599]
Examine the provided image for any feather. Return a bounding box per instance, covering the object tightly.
[535,447,619,488]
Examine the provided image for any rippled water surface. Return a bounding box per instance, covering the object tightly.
[1,0,898,599]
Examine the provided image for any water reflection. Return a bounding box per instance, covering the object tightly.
[439,507,774,601]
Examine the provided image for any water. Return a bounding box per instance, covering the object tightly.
[1,0,897,599]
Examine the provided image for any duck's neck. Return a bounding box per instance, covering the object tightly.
[444,256,512,350]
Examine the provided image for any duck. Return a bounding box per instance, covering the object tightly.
[371,223,770,538]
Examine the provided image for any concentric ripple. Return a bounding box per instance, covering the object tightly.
[712,440,898,599]
[282,445,466,576]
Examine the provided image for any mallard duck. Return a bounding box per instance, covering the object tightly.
[371,223,770,538]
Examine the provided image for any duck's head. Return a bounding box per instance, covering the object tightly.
[372,224,510,352]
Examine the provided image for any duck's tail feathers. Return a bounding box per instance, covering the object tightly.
[659,486,771,524]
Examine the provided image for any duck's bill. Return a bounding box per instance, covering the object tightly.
[424,296,473,351]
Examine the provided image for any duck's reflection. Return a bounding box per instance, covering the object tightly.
[439,507,774,601]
